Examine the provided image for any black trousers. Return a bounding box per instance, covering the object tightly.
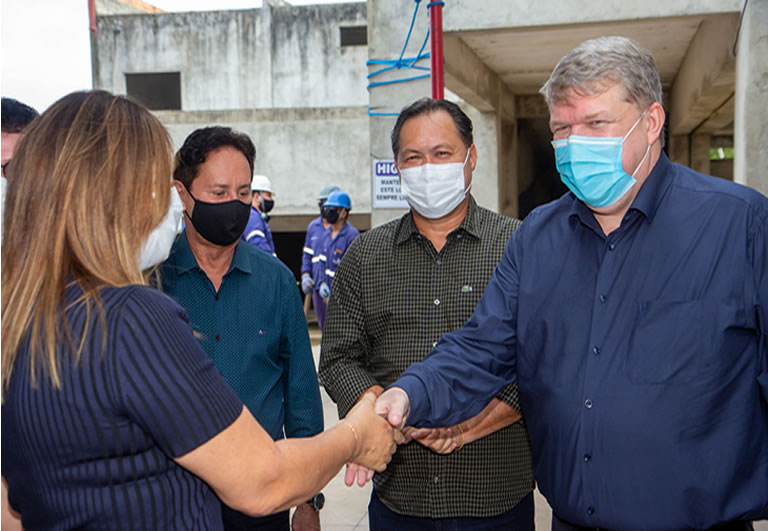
[221,504,290,531]
[552,512,754,531]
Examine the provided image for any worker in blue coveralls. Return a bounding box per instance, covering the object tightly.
[242,174,276,256]
[301,184,340,327]
[316,189,359,330]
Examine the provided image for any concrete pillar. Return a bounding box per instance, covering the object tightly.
[463,108,501,213]
[734,0,768,196]
[691,134,712,175]
[667,134,690,166]
[368,0,431,228]
[500,119,519,218]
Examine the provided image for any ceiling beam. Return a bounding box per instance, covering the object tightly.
[668,14,739,135]
[443,33,515,121]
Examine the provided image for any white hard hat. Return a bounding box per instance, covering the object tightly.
[251,174,273,193]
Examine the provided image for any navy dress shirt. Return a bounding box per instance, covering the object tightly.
[396,153,768,529]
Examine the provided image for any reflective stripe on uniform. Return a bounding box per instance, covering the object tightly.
[303,246,315,255]
[325,269,336,277]
[246,229,266,241]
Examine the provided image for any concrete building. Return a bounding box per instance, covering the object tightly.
[92,0,767,256]
[366,0,767,225]
[92,0,371,274]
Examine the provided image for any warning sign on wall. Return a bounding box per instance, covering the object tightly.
[372,159,409,209]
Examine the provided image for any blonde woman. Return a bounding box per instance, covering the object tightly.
[1,91,397,530]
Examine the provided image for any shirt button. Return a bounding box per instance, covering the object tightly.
[584,399,593,409]
[599,294,607,303]
[587,506,595,516]
[215,294,219,301]
[436,259,443,266]
[608,243,616,251]
[215,334,221,341]
[433,476,439,484]
[584,454,591,462]
[592,346,600,356]
[434,299,440,306]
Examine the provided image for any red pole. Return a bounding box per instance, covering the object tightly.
[429,1,444,100]
[89,0,97,33]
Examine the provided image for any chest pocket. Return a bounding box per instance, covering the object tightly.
[625,300,751,384]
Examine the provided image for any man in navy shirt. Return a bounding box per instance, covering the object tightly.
[376,37,768,529]
[162,127,324,531]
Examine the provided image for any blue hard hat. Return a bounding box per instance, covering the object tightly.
[324,189,352,210]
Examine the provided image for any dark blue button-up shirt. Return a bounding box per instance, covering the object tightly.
[161,232,323,441]
[397,154,768,528]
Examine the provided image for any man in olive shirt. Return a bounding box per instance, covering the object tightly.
[319,98,534,529]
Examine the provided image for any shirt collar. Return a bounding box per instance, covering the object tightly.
[568,151,674,231]
[173,230,253,275]
[395,195,482,246]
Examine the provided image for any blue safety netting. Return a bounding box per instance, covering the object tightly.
[366,0,444,117]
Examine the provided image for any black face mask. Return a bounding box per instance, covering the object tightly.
[260,198,274,213]
[185,189,251,246]
[322,207,340,224]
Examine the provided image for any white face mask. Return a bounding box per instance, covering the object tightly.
[399,149,471,219]
[140,186,183,270]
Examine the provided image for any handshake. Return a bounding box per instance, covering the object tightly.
[339,388,464,488]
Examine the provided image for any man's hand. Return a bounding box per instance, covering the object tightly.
[318,282,331,299]
[344,462,375,487]
[375,387,410,429]
[301,274,314,295]
[405,426,459,454]
[291,502,320,531]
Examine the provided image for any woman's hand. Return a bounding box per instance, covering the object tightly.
[342,393,402,471]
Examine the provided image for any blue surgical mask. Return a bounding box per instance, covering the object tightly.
[552,110,650,208]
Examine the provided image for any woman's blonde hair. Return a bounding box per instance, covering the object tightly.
[1,90,173,395]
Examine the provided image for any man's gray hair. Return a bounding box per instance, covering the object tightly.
[540,36,663,111]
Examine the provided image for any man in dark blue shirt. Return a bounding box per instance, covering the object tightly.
[161,126,324,531]
[375,37,768,529]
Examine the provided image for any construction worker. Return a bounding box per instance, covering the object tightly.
[242,174,276,256]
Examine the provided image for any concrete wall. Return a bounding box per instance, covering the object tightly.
[155,106,371,216]
[92,3,372,218]
[93,3,368,110]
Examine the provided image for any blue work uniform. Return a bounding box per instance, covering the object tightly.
[302,216,327,285]
[242,206,275,256]
[318,222,360,290]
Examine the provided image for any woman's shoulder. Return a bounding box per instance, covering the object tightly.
[70,283,190,331]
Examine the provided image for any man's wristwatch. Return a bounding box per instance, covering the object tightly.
[306,492,325,511]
